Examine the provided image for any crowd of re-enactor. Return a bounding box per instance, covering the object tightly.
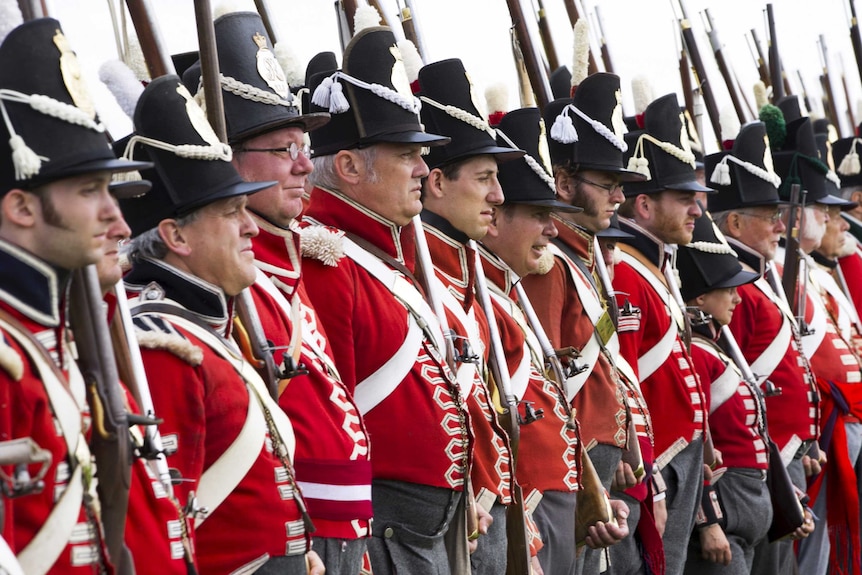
[2,6,862,575]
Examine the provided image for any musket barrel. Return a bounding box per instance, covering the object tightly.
[766,4,784,101]
[507,0,551,110]
[253,0,279,44]
[126,0,176,78]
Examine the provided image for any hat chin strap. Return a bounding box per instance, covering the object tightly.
[495,128,555,193]
[418,96,496,139]
[121,134,233,164]
[220,74,299,109]
[0,88,106,180]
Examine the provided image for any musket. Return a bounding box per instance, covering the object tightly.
[561,0,598,75]
[732,66,756,119]
[68,266,133,575]
[507,0,551,110]
[748,28,771,88]
[535,0,559,72]
[470,241,531,575]
[702,8,746,123]
[341,0,358,36]
[849,0,862,98]
[796,70,813,116]
[818,35,842,135]
[511,28,538,108]
[593,236,619,328]
[125,0,175,78]
[403,0,429,61]
[253,0,280,44]
[593,6,614,75]
[15,0,44,20]
[840,55,857,129]
[672,0,721,148]
[397,0,426,61]
[766,4,784,101]
[676,25,695,122]
[782,184,807,315]
[110,280,174,493]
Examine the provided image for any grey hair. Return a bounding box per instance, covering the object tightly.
[309,146,379,192]
[123,211,201,263]
[710,210,731,232]
[838,185,862,201]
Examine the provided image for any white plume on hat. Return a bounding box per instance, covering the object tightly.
[631,75,654,116]
[397,38,423,84]
[753,81,768,110]
[485,82,509,116]
[0,0,23,46]
[123,35,151,82]
[213,0,253,20]
[354,4,381,34]
[571,19,590,87]
[719,105,740,142]
[99,59,144,120]
[274,42,305,87]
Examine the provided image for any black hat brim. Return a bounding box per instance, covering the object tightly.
[814,194,858,210]
[109,179,151,199]
[596,225,634,239]
[177,179,277,217]
[361,130,451,147]
[437,145,525,168]
[711,268,759,290]
[231,112,332,144]
[506,198,583,213]
[31,157,154,188]
[664,179,715,193]
[574,162,649,183]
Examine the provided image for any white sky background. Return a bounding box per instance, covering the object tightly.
[43,0,862,155]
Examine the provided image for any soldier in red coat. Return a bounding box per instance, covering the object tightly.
[615,93,712,575]
[416,58,525,575]
[705,118,818,575]
[188,12,373,574]
[0,18,150,574]
[676,210,770,575]
[522,73,651,575]
[300,27,474,575]
[117,75,323,575]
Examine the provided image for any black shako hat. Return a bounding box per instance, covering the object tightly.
[549,66,572,100]
[495,107,580,213]
[677,206,759,302]
[116,75,275,237]
[179,12,330,144]
[307,27,449,156]
[831,133,862,188]
[418,58,523,169]
[0,18,150,193]
[771,115,854,208]
[777,95,804,124]
[596,212,634,239]
[705,121,787,212]
[300,51,338,114]
[544,73,644,182]
[622,93,713,196]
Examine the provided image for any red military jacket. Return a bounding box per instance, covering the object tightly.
[249,215,372,539]
[522,218,629,451]
[300,188,471,490]
[613,219,706,469]
[477,244,579,497]
[728,240,818,457]
[690,330,769,470]
[0,239,107,574]
[124,258,308,575]
[838,244,862,323]
[422,211,512,507]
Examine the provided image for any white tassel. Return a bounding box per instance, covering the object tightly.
[328,80,350,113]
[550,112,578,144]
[10,135,42,180]
[838,149,861,176]
[626,156,650,179]
[709,162,731,186]
[312,76,333,108]
[753,81,768,111]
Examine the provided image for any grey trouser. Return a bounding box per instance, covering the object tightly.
[606,492,644,575]
[533,489,578,575]
[254,555,307,574]
[471,500,507,575]
[311,537,367,575]
[661,438,705,575]
[367,479,461,575]
[751,457,806,575]
[683,468,772,575]
[580,444,623,575]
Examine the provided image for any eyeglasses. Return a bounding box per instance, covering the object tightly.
[573,174,623,195]
[738,210,783,224]
[237,142,310,161]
